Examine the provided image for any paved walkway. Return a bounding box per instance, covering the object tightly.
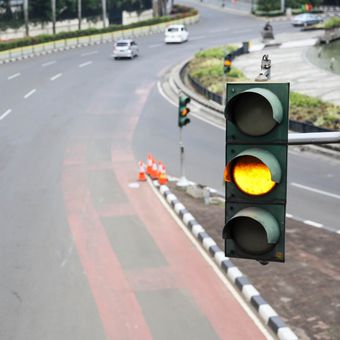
[234,30,340,105]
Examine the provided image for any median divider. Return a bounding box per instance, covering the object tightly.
[150,177,298,340]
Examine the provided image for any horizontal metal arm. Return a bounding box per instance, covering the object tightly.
[288,132,340,145]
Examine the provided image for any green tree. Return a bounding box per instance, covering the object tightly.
[256,0,280,12]
[0,0,13,20]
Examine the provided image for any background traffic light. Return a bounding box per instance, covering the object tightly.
[178,95,191,128]
[223,82,289,264]
[224,54,232,75]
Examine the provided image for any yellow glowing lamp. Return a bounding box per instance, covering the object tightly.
[181,108,189,116]
[225,148,281,196]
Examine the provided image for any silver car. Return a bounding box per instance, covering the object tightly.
[113,39,139,59]
[292,13,323,27]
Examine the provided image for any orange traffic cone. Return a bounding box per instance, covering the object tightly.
[146,154,153,175]
[158,163,168,185]
[138,161,147,181]
[157,161,163,178]
[150,160,158,180]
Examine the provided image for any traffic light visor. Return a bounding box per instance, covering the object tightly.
[225,207,280,255]
[224,148,282,196]
[180,96,190,106]
[227,88,283,136]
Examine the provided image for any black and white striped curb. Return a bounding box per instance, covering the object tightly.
[153,180,298,340]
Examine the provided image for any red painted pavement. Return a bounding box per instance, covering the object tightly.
[62,82,266,339]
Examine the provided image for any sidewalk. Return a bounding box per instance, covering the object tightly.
[235,30,340,105]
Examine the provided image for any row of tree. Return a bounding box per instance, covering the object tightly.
[0,0,157,32]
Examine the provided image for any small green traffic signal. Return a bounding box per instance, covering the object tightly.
[223,82,289,263]
[223,54,232,75]
[178,95,191,128]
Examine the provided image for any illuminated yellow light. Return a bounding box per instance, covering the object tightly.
[224,60,231,66]
[181,108,189,116]
[232,156,276,196]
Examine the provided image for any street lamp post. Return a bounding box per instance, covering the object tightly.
[51,0,56,34]
[102,0,107,28]
[23,0,29,37]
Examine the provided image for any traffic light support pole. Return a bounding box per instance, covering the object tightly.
[288,132,340,145]
[177,127,190,187]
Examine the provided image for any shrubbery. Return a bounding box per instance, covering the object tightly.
[324,17,340,29]
[187,45,340,130]
[0,6,197,52]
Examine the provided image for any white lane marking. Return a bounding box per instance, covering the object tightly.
[190,35,206,41]
[291,182,340,200]
[337,231,340,235]
[304,220,323,228]
[157,81,177,106]
[81,50,98,57]
[8,72,21,80]
[50,73,62,81]
[149,43,163,48]
[0,109,12,120]
[42,60,56,67]
[157,81,224,131]
[286,213,293,218]
[78,61,93,68]
[24,89,36,99]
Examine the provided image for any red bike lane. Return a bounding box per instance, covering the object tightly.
[62,82,269,339]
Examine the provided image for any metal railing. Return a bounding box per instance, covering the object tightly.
[184,45,339,136]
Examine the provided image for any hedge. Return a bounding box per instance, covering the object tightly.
[0,6,197,52]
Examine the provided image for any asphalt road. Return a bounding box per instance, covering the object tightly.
[0,0,338,338]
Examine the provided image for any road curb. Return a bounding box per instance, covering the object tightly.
[168,44,340,159]
[0,14,199,64]
[151,179,298,340]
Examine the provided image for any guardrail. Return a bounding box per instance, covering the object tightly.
[0,14,199,63]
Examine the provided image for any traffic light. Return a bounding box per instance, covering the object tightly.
[223,82,289,264]
[224,54,232,75]
[178,95,191,128]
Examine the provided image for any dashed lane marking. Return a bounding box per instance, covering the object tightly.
[50,73,62,81]
[291,182,340,200]
[24,89,36,99]
[42,60,56,67]
[81,51,98,57]
[78,61,93,68]
[8,72,21,80]
[0,109,12,120]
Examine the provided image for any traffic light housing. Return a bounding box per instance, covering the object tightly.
[224,54,232,75]
[178,95,191,128]
[223,82,289,263]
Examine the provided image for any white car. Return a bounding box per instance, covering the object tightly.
[165,24,189,44]
[113,39,139,59]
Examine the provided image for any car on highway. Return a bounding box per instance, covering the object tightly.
[113,39,139,59]
[165,24,189,44]
[291,13,323,27]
